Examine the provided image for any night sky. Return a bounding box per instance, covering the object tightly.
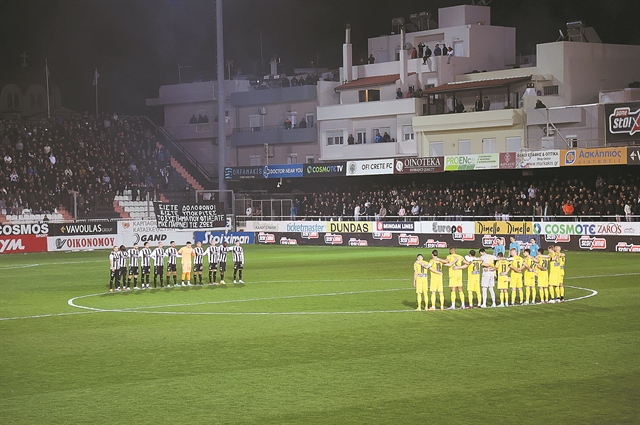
[2,0,638,117]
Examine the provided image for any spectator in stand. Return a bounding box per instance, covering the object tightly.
[374,132,382,143]
[411,47,417,59]
[418,42,425,58]
[446,46,454,64]
[202,115,209,123]
[625,201,632,222]
[396,88,404,99]
[562,200,574,219]
[284,118,292,130]
[455,100,465,113]
[189,114,197,124]
[441,45,448,56]
[423,45,432,64]
[299,118,307,128]
[483,96,491,111]
[368,54,375,64]
[433,44,442,56]
[347,134,355,145]
[475,95,484,112]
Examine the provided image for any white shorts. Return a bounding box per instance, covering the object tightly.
[481,274,495,288]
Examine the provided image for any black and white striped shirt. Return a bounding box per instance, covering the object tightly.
[218,246,228,263]
[205,245,218,264]
[139,247,152,267]
[193,247,204,265]
[128,248,139,267]
[117,251,127,269]
[165,247,178,265]
[109,251,118,269]
[231,245,244,264]
[151,247,165,267]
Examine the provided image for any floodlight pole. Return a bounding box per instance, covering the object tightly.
[216,0,227,207]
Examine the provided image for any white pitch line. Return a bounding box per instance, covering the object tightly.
[0,259,104,270]
[0,272,625,321]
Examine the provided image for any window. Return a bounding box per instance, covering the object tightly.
[402,125,414,141]
[326,130,344,145]
[6,94,12,109]
[13,94,18,109]
[249,155,261,166]
[358,89,380,102]
[458,139,471,155]
[543,85,559,96]
[306,155,315,164]
[305,113,314,127]
[356,129,367,144]
[286,154,298,164]
[249,114,261,131]
[506,137,522,152]
[30,94,36,108]
[482,138,496,153]
[430,142,444,156]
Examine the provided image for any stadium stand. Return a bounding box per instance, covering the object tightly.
[0,114,194,221]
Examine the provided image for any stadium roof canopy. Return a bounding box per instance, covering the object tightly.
[335,73,416,91]
[421,75,532,95]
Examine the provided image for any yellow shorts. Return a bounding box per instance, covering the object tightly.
[468,278,480,293]
[537,276,549,288]
[559,271,565,284]
[510,275,523,289]
[549,273,560,287]
[497,276,509,290]
[524,274,536,287]
[449,275,463,288]
[430,278,443,293]
[416,278,428,294]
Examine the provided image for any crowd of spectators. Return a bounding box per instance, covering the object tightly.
[289,172,640,222]
[0,113,171,218]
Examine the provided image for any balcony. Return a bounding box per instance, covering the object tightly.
[230,85,317,107]
[231,126,317,147]
[317,98,423,121]
[163,122,231,141]
[321,139,417,161]
[412,108,525,132]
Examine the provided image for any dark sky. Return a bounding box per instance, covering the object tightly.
[2,0,639,116]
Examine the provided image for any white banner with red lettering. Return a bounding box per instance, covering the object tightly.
[47,235,121,252]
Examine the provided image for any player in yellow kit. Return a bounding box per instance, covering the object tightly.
[509,248,524,305]
[459,250,482,308]
[495,252,510,307]
[444,247,466,309]
[536,248,551,303]
[555,245,566,302]
[548,245,561,303]
[413,254,429,311]
[522,248,537,305]
[427,250,445,311]
[177,241,195,286]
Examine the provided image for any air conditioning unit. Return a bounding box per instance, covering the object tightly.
[258,107,267,115]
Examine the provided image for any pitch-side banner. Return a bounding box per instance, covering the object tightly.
[560,148,627,166]
[49,221,117,236]
[516,150,560,169]
[0,234,48,254]
[346,159,395,176]
[393,157,444,174]
[154,203,226,229]
[194,231,255,245]
[118,220,193,247]
[47,235,121,252]
[533,221,640,236]
[605,102,640,144]
[475,221,533,235]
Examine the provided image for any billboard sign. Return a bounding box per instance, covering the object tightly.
[393,157,444,174]
[605,102,640,143]
[303,162,346,178]
[47,235,119,252]
[49,221,117,236]
[262,164,304,179]
[224,166,264,180]
[475,221,533,235]
[0,234,48,254]
[346,159,394,176]
[560,148,627,166]
[516,150,560,169]
[154,203,226,229]
[193,231,254,245]
[445,154,499,171]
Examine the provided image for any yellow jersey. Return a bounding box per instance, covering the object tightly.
[446,254,464,279]
[510,255,524,279]
[467,257,482,284]
[428,259,443,282]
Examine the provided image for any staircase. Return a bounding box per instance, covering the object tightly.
[57,205,75,221]
[170,156,204,191]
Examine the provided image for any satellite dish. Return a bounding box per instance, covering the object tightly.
[556,29,566,41]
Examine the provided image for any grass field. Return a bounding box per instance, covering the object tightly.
[1,245,639,424]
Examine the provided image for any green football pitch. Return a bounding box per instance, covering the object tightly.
[1,246,638,424]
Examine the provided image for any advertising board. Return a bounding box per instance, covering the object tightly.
[303,162,346,178]
[224,166,264,180]
[0,223,49,236]
[393,157,444,174]
[516,150,560,169]
[560,148,627,166]
[46,235,120,252]
[346,159,394,176]
[193,231,255,245]
[49,221,117,236]
[605,102,640,144]
[533,221,640,236]
[475,221,534,235]
[118,220,193,247]
[262,164,304,179]
[0,234,48,254]
[445,154,500,171]
[154,203,226,229]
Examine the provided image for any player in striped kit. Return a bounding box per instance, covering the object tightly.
[165,241,179,287]
[127,242,140,289]
[109,246,119,292]
[117,245,129,291]
[139,242,152,289]
[218,242,229,285]
[205,241,219,284]
[231,240,245,283]
[151,241,165,288]
[193,241,205,285]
